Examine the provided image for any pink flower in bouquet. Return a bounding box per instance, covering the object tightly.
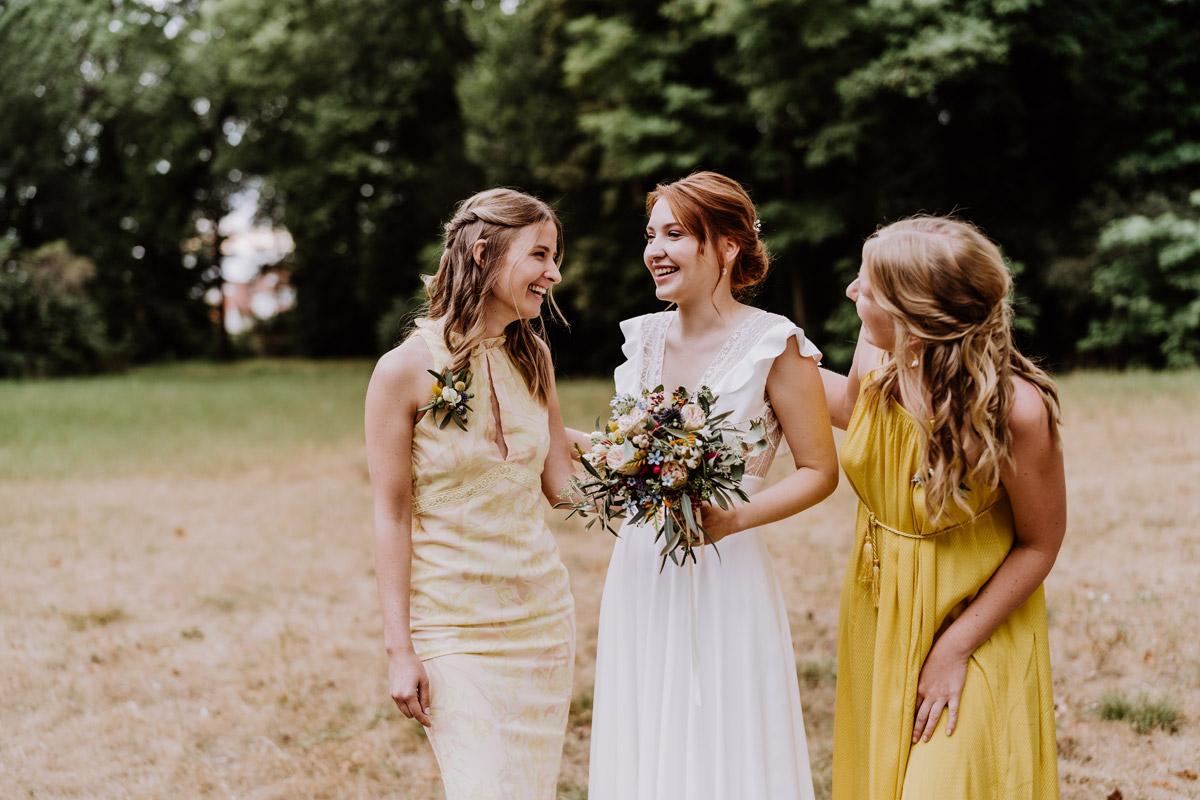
[606,445,643,475]
[659,460,688,489]
[679,403,705,431]
[616,407,650,436]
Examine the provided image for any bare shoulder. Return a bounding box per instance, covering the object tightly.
[374,336,433,381]
[1008,376,1053,442]
[368,336,434,412]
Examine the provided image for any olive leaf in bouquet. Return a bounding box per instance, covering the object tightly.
[558,385,768,569]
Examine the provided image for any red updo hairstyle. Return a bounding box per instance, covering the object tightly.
[646,171,770,296]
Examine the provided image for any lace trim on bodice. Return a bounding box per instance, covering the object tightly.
[639,310,786,479]
[411,462,541,516]
[697,310,777,388]
[745,399,783,478]
[638,313,671,390]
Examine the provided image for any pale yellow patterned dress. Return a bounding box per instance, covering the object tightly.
[832,368,1058,799]
[407,319,575,799]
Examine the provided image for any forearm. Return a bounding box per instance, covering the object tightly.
[565,426,592,455]
[374,521,416,655]
[935,543,1058,659]
[541,460,581,505]
[730,463,838,532]
[819,367,851,430]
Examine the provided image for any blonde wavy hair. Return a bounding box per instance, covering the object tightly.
[862,216,1061,521]
[422,188,566,404]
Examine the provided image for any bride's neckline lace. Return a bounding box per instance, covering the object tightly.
[641,309,771,390]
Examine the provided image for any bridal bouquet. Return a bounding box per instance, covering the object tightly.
[560,385,766,568]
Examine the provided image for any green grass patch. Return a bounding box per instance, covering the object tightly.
[65,606,129,631]
[556,377,616,432]
[798,657,838,688]
[3,361,1196,482]
[0,359,374,479]
[1099,690,1183,734]
[568,690,594,728]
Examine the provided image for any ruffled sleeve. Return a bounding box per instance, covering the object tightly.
[709,312,821,426]
[612,313,650,396]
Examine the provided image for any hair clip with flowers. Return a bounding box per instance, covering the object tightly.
[753,218,762,233]
[420,367,474,430]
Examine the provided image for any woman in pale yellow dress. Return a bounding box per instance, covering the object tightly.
[365,189,576,798]
[821,217,1066,799]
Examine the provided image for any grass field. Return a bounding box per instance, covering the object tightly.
[2,362,1198,799]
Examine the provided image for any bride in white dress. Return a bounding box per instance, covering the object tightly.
[585,172,839,800]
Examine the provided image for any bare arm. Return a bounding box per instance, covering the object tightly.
[911,377,1067,742]
[564,426,593,455]
[701,340,839,540]
[364,338,433,727]
[539,343,580,503]
[820,326,880,430]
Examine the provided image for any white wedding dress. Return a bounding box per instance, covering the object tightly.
[588,309,819,800]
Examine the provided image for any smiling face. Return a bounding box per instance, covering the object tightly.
[484,220,561,328]
[643,199,728,305]
[847,259,898,350]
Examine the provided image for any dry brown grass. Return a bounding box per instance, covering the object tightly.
[2,367,1198,799]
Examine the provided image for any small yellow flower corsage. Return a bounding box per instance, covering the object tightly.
[419,367,474,430]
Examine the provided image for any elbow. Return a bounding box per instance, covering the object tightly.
[818,464,839,501]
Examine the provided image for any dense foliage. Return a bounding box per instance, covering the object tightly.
[2,0,1198,376]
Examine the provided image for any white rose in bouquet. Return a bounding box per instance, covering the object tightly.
[616,407,650,436]
[440,386,460,404]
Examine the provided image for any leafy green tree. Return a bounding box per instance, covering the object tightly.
[0,0,221,361]
[0,239,111,377]
[1080,193,1200,367]
[208,0,480,356]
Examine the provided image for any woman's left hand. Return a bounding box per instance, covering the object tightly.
[697,501,741,544]
[912,634,970,743]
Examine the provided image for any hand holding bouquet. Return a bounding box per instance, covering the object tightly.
[559,385,766,568]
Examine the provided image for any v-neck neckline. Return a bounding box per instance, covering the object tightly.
[653,308,765,390]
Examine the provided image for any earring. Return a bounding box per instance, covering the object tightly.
[721,267,727,277]
[910,357,918,368]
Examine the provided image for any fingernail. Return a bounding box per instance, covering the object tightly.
[424,708,430,714]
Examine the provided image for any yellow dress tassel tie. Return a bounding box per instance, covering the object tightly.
[856,502,1002,608]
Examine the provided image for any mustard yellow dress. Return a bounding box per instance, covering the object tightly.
[833,374,1058,800]
[407,319,575,799]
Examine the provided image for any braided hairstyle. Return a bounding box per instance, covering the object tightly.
[646,171,770,298]
[862,216,1062,521]
[423,188,565,404]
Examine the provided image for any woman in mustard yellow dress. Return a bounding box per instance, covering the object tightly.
[821,217,1065,799]
[365,189,576,798]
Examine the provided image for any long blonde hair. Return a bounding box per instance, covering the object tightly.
[423,188,565,404]
[862,216,1061,520]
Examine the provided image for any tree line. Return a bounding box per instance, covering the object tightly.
[2,0,1198,377]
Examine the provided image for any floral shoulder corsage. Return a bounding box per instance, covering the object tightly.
[420,367,474,430]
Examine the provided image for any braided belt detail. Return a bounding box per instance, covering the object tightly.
[858,499,1001,608]
[412,462,540,516]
